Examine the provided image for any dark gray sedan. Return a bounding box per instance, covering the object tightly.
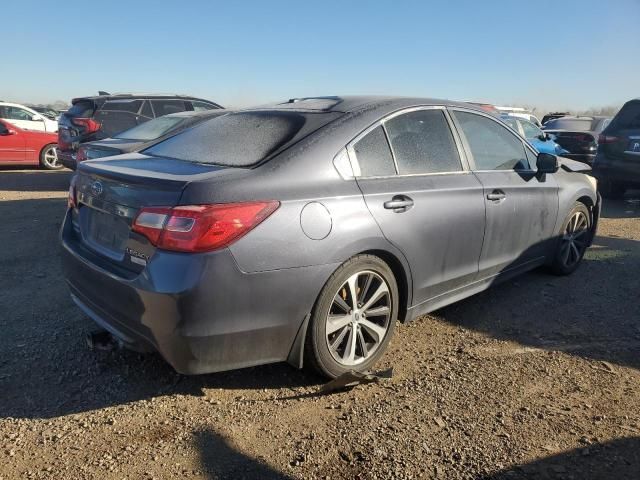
[61,96,600,378]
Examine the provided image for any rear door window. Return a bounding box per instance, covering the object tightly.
[453,111,529,171]
[67,100,96,117]
[353,125,397,177]
[4,107,33,121]
[384,109,462,174]
[151,100,188,117]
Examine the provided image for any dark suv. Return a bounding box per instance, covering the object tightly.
[57,93,223,169]
[592,99,640,198]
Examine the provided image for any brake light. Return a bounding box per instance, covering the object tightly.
[71,117,101,134]
[67,184,76,209]
[598,134,618,144]
[76,146,87,162]
[132,201,280,252]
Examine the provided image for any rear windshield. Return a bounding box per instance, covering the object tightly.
[609,101,640,131]
[114,115,187,141]
[68,100,96,117]
[144,110,342,167]
[544,118,596,131]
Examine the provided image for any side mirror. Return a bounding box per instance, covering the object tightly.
[31,115,44,121]
[0,128,16,136]
[536,153,559,174]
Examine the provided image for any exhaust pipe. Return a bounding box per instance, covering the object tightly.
[86,330,118,351]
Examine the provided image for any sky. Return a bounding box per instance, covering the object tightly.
[2,0,638,111]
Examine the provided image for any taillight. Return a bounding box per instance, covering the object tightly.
[598,134,618,144]
[132,201,280,252]
[76,146,87,162]
[71,117,101,134]
[67,183,76,209]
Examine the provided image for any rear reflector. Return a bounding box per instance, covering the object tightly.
[132,201,280,252]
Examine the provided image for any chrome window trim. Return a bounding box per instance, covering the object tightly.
[346,105,468,179]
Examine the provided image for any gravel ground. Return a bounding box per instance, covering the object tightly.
[1,168,639,480]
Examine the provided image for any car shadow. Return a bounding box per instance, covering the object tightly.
[0,167,72,192]
[194,428,294,479]
[484,436,640,479]
[433,233,640,372]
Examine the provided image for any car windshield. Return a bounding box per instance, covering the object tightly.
[114,116,187,141]
[144,110,342,167]
[544,118,597,131]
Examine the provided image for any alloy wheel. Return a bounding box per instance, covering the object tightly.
[559,211,589,268]
[43,146,59,169]
[325,270,392,366]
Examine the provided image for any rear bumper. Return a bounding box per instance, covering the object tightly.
[57,149,77,170]
[60,210,336,374]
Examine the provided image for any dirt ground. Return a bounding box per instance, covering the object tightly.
[1,168,639,480]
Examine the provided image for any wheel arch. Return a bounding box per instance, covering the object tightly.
[360,249,411,323]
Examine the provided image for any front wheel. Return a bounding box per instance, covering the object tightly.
[305,254,398,378]
[550,202,591,275]
[39,144,62,170]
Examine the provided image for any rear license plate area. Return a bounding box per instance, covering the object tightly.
[81,208,130,260]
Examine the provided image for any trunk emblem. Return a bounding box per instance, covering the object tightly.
[91,181,103,196]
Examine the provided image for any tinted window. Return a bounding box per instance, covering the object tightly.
[151,100,187,117]
[67,100,96,117]
[520,119,542,139]
[609,101,640,131]
[145,110,341,167]
[192,101,216,111]
[114,115,186,141]
[93,111,140,137]
[454,111,529,170]
[544,118,595,131]
[101,100,143,113]
[385,109,461,174]
[353,126,396,177]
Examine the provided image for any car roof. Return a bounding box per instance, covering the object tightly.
[0,102,36,109]
[162,109,233,119]
[241,95,482,115]
[71,94,223,108]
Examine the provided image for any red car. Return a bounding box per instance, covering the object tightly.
[0,119,61,169]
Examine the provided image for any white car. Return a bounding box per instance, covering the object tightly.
[495,106,541,127]
[0,102,58,132]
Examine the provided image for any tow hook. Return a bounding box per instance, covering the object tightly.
[86,330,118,351]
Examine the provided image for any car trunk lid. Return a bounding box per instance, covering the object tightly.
[72,154,230,272]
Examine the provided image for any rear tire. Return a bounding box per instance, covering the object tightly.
[550,202,591,276]
[304,254,398,378]
[39,144,62,170]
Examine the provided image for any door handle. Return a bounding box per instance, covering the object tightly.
[384,195,414,212]
[486,190,506,201]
